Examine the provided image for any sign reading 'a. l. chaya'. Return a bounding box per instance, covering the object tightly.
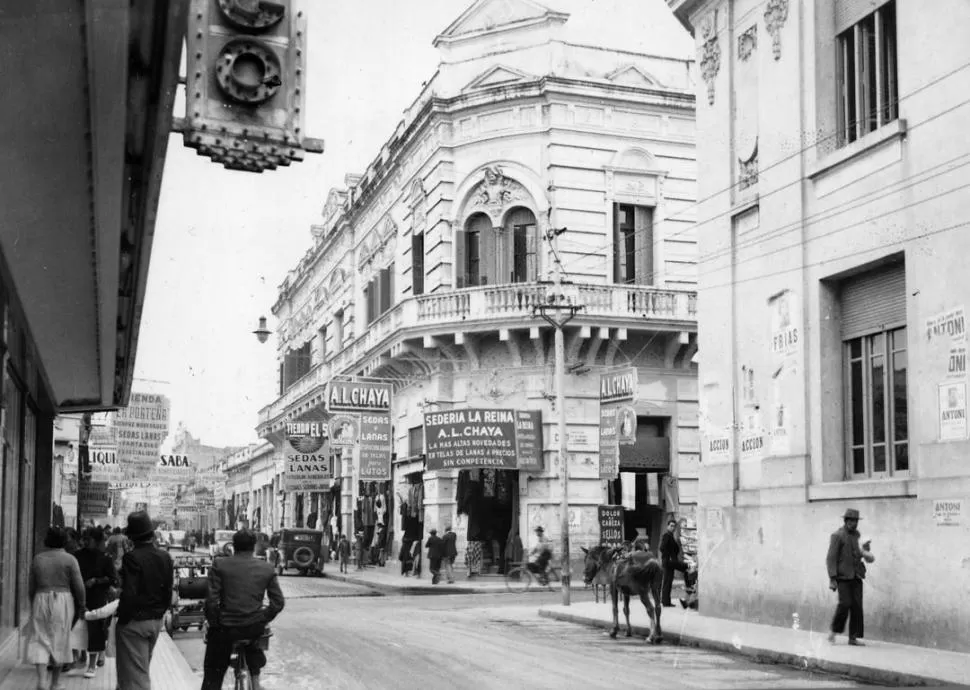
[327,381,392,413]
[600,368,638,405]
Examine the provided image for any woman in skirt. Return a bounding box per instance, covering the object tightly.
[74,526,117,679]
[24,527,86,690]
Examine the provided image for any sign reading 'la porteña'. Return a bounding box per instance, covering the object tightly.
[424,408,517,470]
[327,381,392,413]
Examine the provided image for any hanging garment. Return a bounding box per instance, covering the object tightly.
[374,495,387,525]
[496,470,512,505]
[456,471,471,515]
[482,469,496,498]
[620,472,637,510]
[646,473,661,506]
[466,541,484,575]
[663,475,680,513]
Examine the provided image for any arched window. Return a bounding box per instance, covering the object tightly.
[457,213,491,287]
[504,207,538,283]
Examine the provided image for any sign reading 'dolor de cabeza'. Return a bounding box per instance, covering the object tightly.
[424,409,517,471]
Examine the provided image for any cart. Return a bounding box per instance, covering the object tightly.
[166,554,211,635]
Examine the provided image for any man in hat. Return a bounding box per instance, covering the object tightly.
[442,525,458,584]
[826,508,876,646]
[116,510,173,689]
[527,526,553,583]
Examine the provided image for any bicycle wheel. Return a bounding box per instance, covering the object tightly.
[234,668,253,690]
[505,565,533,593]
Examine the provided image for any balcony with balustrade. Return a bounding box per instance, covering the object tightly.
[257,280,697,440]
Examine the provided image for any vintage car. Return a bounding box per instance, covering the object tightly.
[267,528,325,576]
[209,529,236,558]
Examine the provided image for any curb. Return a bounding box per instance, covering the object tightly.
[321,571,516,596]
[538,609,957,688]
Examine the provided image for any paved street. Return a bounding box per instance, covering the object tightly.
[174,577,878,689]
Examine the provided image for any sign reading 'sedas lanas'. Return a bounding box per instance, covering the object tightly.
[424,408,517,470]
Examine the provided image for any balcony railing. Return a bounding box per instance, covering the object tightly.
[258,282,696,432]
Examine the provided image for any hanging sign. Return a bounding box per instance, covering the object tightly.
[598,404,619,479]
[283,420,333,491]
[424,408,517,470]
[150,454,194,483]
[598,505,624,547]
[515,410,543,471]
[113,392,171,468]
[327,380,392,413]
[599,368,638,405]
[329,415,360,448]
[616,405,638,446]
[78,480,111,515]
[89,445,124,483]
[358,413,392,480]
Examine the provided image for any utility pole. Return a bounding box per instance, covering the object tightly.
[533,225,582,606]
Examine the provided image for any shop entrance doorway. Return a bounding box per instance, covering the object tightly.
[456,468,520,575]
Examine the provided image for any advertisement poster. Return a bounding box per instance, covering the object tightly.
[327,380,392,413]
[740,429,766,462]
[283,420,333,491]
[113,392,171,468]
[938,381,968,441]
[424,409,517,470]
[515,410,543,472]
[150,454,194,484]
[89,444,124,484]
[358,413,392,480]
[78,480,111,515]
[947,345,967,379]
[616,405,637,446]
[769,289,800,358]
[598,404,619,479]
[597,505,624,547]
[933,499,963,526]
[328,415,360,448]
[925,306,966,343]
[706,433,731,463]
[770,368,791,455]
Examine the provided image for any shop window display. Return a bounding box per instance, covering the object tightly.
[456,468,519,576]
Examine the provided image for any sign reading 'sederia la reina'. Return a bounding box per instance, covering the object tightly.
[327,380,392,413]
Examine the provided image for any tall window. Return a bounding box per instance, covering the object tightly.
[837,1,897,145]
[507,207,538,283]
[333,311,345,352]
[412,232,425,296]
[317,325,327,364]
[408,426,424,458]
[613,203,653,285]
[281,340,312,391]
[365,263,395,325]
[841,261,907,478]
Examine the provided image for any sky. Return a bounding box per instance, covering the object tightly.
[134,0,693,450]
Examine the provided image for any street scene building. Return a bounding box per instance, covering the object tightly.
[668,0,970,651]
[257,0,699,574]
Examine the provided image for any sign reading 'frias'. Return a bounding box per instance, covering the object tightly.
[598,505,624,547]
[284,420,332,491]
[358,413,392,480]
[599,368,638,405]
[327,381,392,413]
[424,408,517,470]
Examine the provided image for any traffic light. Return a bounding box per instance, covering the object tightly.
[182,0,323,172]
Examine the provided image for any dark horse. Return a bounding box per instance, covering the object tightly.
[581,545,664,644]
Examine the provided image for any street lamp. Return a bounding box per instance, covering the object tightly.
[253,316,271,344]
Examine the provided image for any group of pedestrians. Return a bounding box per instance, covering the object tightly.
[423,526,458,584]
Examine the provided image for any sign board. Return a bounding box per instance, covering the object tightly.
[598,404,619,479]
[933,499,963,526]
[515,410,543,471]
[769,289,800,357]
[327,380,392,413]
[424,408,517,470]
[328,415,360,448]
[618,435,671,470]
[925,307,966,343]
[546,427,598,453]
[948,345,967,379]
[599,368,638,405]
[284,420,332,490]
[78,480,111,515]
[89,445,123,483]
[616,405,637,446]
[150,454,194,484]
[358,413,392,480]
[114,392,171,468]
[706,434,731,462]
[598,505,624,547]
[939,381,968,441]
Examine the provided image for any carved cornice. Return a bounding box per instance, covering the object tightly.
[738,25,757,62]
[466,165,531,224]
[700,36,721,105]
[764,0,789,61]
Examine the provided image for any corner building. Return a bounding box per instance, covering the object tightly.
[668,0,970,650]
[258,0,699,573]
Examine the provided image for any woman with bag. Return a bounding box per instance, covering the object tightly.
[24,527,86,690]
[74,526,118,679]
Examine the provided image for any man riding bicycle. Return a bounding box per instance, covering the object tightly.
[202,529,285,690]
[526,526,553,584]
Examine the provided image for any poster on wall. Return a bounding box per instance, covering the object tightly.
[616,406,637,446]
[705,433,731,463]
[358,413,392,480]
[768,289,800,358]
[598,369,636,479]
[933,499,963,526]
[938,381,968,441]
[598,404,619,479]
[283,420,333,490]
[515,410,543,471]
[947,345,967,379]
[925,307,966,344]
[770,367,791,455]
[113,392,171,468]
[328,415,360,448]
[740,429,766,462]
[423,408,517,470]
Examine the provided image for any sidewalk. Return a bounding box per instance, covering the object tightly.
[540,601,970,687]
[323,564,523,595]
[0,631,197,690]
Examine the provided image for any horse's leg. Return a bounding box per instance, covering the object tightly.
[623,592,632,637]
[638,590,654,643]
[653,574,664,643]
[609,584,620,638]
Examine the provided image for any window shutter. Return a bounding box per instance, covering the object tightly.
[612,203,621,283]
[840,261,906,339]
[412,233,424,295]
[526,226,538,281]
[380,265,393,313]
[835,0,889,33]
[455,227,466,288]
[634,206,654,285]
[479,221,495,286]
[363,283,373,324]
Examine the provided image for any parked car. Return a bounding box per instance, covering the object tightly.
[267,529,324,576]
[158,530,187,552]
[210,529,236,558]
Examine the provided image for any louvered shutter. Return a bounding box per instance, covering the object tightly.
[454,226,466,288]
[479,219,495,286]
[840,262,906,339]
[835,0,890,33]
[412,233,424,295]
[526,225,538,281]
[634,205,654,285]
[612,204,622,283]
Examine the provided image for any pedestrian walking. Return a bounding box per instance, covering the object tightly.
[660,519,693,607]
[826,508,875,646]
[338,534,351,573]
[116,510,174,689]
[425,529,445,585]
[442,525,458,584]
[399,538,414,576]
[23,526,86,690]
[74,526,118,679]
[354,531,366,571]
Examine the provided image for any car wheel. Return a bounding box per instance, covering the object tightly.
[292,546,314,568]
[223,543,234,557]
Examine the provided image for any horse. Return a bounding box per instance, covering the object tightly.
[581,545,664,644]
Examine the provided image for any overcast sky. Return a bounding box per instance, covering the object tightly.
[134,0,693,449]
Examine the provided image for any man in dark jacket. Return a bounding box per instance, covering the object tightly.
[826,508,875,646]
[203,529,285,690]
[442,525,458,584]
[425,529,445,585]
[116,511,173,690]
[660,519,693,607]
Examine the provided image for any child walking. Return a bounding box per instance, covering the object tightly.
[338,534,350,573]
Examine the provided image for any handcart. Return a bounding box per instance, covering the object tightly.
[166,554,211,635]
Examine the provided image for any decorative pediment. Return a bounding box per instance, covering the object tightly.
[328,268,347,295]
[606,65,662,88]
[466,165,532,224]
[321,188,347,227]
[462,65,534,92]
[409,179,428,230]
[358,217,398,270]
[435,0,567,43]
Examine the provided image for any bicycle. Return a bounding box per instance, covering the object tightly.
[206,625,272,690]
[505,561,562,593]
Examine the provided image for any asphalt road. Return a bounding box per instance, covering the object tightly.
[173,577,878,690]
